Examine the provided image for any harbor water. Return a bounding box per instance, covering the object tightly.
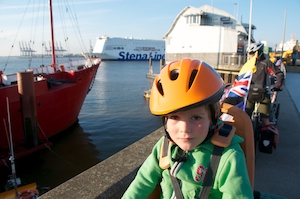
[0,57,162,191]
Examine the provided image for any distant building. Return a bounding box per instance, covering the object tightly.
[164,4,256,68]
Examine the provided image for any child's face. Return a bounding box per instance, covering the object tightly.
[166,106,211,151]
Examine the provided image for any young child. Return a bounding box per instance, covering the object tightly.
[122,58,253,198]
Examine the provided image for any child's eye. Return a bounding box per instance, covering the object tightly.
[192,116,202,120]
[169,115,179,120]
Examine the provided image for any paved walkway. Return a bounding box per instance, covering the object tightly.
[285,73,300,113]
[254,72,300,198]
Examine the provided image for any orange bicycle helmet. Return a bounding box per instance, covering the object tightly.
[150,58,224,116]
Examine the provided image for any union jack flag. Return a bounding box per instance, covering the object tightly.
[221,52,257,110]
[227,70,252,98]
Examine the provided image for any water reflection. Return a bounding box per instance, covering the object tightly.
[79,61,162,160]
[0,122,100,191]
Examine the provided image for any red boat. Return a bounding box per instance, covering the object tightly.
[0,0,101,166]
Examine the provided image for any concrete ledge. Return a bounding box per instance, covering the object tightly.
[286,65,300,73]
[39,127,164,199]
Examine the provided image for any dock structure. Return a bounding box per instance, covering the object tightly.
[19,41,36,57]
[39,65,300,199]
[19,41,67,57]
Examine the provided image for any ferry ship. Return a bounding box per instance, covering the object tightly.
[275,36,299,52]
[92,35,165,61]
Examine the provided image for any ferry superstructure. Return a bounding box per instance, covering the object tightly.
[92,35,165,61]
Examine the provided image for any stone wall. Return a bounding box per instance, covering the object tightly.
[38,127,164,199]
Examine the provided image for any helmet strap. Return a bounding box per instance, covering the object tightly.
[209,118,223,132]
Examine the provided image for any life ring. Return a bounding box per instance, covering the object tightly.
[18,189,37,199]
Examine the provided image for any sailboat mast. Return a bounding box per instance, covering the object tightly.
[49,0,57,71]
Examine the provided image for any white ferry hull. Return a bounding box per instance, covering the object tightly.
[92,36,165,61]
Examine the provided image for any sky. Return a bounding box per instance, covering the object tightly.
[0,0,299,56]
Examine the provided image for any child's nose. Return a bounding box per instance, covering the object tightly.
[179,120,191,133]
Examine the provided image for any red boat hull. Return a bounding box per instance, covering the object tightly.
[0,59,100,165]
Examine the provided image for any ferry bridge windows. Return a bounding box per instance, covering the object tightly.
[105,46,124,50]
[112,47,124,50]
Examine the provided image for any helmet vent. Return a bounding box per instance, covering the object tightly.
[157,80,164,96]
[188,69,198,89]
[170,69,179,80]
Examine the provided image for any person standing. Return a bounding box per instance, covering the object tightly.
[292,47,298,66]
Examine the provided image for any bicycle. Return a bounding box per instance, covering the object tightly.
[222,84,280,155]
[247,86,266,155]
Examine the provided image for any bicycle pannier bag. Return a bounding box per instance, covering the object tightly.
[248,87,265,103]
[259,124,279,154]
